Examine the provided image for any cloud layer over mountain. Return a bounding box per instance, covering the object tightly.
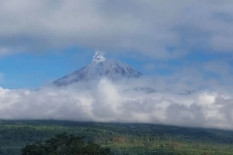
[1,0,233,58]
[0,78,233,130]
[0,0,233,130]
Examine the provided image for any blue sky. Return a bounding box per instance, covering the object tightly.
[0,0,233,90]
[0,47,232,89]
[0,48,91,88]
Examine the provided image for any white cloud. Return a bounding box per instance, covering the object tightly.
[0,78,233,130]
[0,0,233,58]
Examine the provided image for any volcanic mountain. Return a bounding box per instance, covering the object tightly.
[53,52,142,86]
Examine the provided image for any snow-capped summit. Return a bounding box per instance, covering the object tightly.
[53,52,142,86]
[92,51,106,63]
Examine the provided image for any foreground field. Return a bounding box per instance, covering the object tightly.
[0,120,233,154]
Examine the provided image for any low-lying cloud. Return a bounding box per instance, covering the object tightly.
[0,78,233,130]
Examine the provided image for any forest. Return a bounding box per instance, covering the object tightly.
[1,120,233,154]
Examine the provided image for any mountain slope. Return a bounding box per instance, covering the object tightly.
[54,52,142,86]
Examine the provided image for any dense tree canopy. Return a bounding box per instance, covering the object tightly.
[21,133,110,155]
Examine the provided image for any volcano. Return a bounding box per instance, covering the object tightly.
[54,52,142,86]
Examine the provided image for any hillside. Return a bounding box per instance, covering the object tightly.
[1,120,233,154]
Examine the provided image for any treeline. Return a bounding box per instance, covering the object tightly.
[0,121,233,154]
[22,133,110,155]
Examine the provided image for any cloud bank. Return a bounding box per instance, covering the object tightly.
[0,78,233,130]
[1,0,233,58]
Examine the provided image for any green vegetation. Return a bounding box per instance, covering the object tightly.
[22,133,110,155]
[0,120,233,154]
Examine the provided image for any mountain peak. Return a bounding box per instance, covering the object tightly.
[54,52,142,86]
[92,51,105,63]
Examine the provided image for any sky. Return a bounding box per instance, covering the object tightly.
[0,0,233,89]
[0,0,233,129]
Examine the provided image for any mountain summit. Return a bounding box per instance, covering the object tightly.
[54,52,142,86]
